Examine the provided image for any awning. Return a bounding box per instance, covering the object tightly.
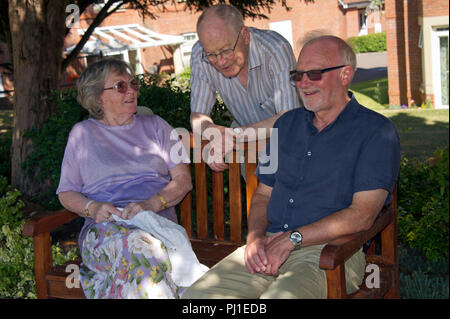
[338,0,370,10]
[66,24,184,55]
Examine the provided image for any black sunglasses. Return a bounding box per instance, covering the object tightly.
[104,78,141,93]
[290,65,347,83]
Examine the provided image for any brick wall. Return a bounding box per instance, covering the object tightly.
[386,0,448,107]
[421,0,449,17]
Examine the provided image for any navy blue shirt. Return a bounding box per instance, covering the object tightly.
[256,94,401,233]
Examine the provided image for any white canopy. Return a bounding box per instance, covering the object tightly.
[66,24,184,55]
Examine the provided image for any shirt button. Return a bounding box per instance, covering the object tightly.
[307,151,312,156]
[289,198,294,203]
[283,224,289,229]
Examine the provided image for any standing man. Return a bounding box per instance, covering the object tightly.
[190,4,300,171]
[182,35,401,298]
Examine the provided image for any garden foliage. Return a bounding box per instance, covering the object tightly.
[347,32,386,53]
[0,176,79,298]
[0,176,35,298]
[398,145,449,262]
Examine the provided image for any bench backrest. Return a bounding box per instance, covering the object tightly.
[179,133,266,244]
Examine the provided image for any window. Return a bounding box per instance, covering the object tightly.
[269,20,293,48]
[180,32,198,68]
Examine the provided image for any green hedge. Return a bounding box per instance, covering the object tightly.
[398,145,449,262]
[347,32,386,53]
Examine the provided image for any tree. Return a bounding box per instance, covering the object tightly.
[4,0,292,196]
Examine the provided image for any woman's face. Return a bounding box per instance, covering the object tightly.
[99,71,138,125]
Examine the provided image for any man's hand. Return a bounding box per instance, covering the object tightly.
[244,235,269,274]
[261,231,293,276]
[204,126,238,172]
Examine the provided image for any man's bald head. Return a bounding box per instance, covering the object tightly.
[301,35,357,72]
[197,4,244,35]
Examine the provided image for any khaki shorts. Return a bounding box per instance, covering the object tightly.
[182,242,366,299]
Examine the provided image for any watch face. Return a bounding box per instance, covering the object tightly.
[290,231,303,245]
[233,127,242,135]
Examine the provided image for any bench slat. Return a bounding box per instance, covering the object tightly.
[229,159,242,243]
[212,171,225,240]
[180,192,192,238]
[194,161,208,239]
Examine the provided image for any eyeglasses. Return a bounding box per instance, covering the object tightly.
[289,65,347,85]
[103,78,141,93]
[202,28,242,64]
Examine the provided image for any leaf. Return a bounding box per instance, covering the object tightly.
[141,255,151,268]
[131,253,141,268]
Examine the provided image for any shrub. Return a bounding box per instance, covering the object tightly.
[398,244,449,299]
[0,177,34,298]
[0,176,79,298]
[347,32,386,53]
[22,89,89,210]
[398,145,449,262]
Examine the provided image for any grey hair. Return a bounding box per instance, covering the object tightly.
[302,34,357,71]
[76,58,135,119]
[197,4,244,34]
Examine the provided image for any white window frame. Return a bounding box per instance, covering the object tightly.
[431,27,449,109]
[180,32,198,68]
[269,20,293,48]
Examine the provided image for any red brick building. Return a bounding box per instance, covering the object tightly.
[61,0,385,82]
[386,0,449,108]
[2,1,386,103]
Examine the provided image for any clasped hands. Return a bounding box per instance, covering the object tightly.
[244,232,294,277]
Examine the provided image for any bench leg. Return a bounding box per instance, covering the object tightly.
[326,264,347,299]
[33,232,52,299]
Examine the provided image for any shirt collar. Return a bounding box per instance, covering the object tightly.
[305,92,358,131]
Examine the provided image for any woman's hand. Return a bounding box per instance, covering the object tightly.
[89,201,124,223]
[121,199,158,220]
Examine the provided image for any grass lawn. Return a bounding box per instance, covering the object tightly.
[350,77,388,111]
[380,108,449,159]
[350,77,449,160]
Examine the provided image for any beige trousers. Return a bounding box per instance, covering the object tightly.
[182,243,366,299]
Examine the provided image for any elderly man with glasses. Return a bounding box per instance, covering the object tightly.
[182,35,401,299]
[190,4,300,172]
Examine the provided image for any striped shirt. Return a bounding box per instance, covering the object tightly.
[190,27,301,126]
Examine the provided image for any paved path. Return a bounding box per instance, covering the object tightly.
[352,51,387,83]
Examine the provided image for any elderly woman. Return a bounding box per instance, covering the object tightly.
[56,58,193,298]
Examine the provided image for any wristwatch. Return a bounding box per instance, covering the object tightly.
[233,127,242,135]
[289,230,303,250]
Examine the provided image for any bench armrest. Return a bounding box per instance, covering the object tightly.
[319,205,394,270]
[22,209,80,237]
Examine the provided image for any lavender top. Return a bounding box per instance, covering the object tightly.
[56,115,190,250]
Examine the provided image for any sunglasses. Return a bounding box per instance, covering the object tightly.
[103,78,141,93]
[289,65,347,84]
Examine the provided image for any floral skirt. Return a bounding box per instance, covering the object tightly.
[80,222,185,299]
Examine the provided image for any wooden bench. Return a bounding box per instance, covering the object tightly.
[22,135,399,299]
